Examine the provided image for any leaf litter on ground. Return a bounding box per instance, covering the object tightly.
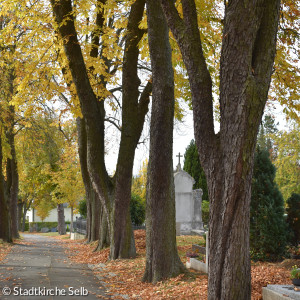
[57,230,293,299]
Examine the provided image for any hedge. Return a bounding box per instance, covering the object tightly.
[27,221,71,232]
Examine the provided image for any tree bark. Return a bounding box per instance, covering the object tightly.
[159,0,280,298]
[70,206,74,233]
[96,204,110,250]
[21,199,32,232]
[0,136,12,242]
[143,0,185,283]
[18,201,23,230]
[76,117,102,242]
[57,203,66,235]
[6,123,20,239]
[21,207,27,232]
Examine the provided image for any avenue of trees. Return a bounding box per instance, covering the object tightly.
[0,0,299,299]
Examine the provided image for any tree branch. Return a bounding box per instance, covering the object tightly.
[160,0,216,165]
[138,79,152,115]
[104,117,121,131]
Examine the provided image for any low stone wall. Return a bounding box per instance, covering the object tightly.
[262,285,300,300]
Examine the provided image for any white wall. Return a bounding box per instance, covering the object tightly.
[27,208,80,223]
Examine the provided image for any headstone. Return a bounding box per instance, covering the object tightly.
[41,227,49,233]
[187,230,209,274]
[193,189,203,230]
[174,159,203,235]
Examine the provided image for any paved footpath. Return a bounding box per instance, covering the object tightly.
[0,234,111,300]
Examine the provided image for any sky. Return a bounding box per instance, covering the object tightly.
[104,100,196,176]
[104,99,289,177]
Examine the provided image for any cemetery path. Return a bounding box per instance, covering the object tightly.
[0,234,111,300]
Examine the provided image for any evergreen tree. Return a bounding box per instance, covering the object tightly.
[183,140,209,201]
[286,193,300,246]
[257,114,278,154]
[250,147,287,261]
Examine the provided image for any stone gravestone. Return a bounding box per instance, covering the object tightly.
[174,153,204,235]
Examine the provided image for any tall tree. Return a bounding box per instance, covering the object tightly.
[51,122,84,233]
[143,0,185,283]
[0,61,20,239]
[257,114,278,155]
[158,0,281,298]
[51,0,151,259]
[0,133,12,242]
[5,103,20,239]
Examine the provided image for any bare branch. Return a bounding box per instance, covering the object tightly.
[104,117,121,131]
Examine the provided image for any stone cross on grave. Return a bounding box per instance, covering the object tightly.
[176,152,183,165]
[176,152,183,171]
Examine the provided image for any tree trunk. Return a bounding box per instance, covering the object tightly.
[70,206,74,233]
[21,199,32,232]
[159,0,280,297]
[0,136,12,242]
[109,0,149,259]
[143,0,185,283]
[76,117,103,242]
[52,0,150,259]
[21,207,27,232]
[18,201,24,230]
[96,205,110,250]
[6,129,20,239]
[57,203,66,235]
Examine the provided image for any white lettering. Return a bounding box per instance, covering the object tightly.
[12,286,88,296]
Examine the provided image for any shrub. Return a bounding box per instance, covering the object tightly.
[24,222,29,231]
[250,148,288,261]
[29,221,70,232]
[130,193,145,226]
[78,199,87,218]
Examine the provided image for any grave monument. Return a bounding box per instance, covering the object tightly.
[174,152,204,235]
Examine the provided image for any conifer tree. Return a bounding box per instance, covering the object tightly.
[286,193,300,246]
[257,114,278,154]
[183,140,208,201]
[250,147,287,261]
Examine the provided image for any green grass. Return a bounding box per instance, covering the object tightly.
[176,235,205,247]
[38,232,60,236]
